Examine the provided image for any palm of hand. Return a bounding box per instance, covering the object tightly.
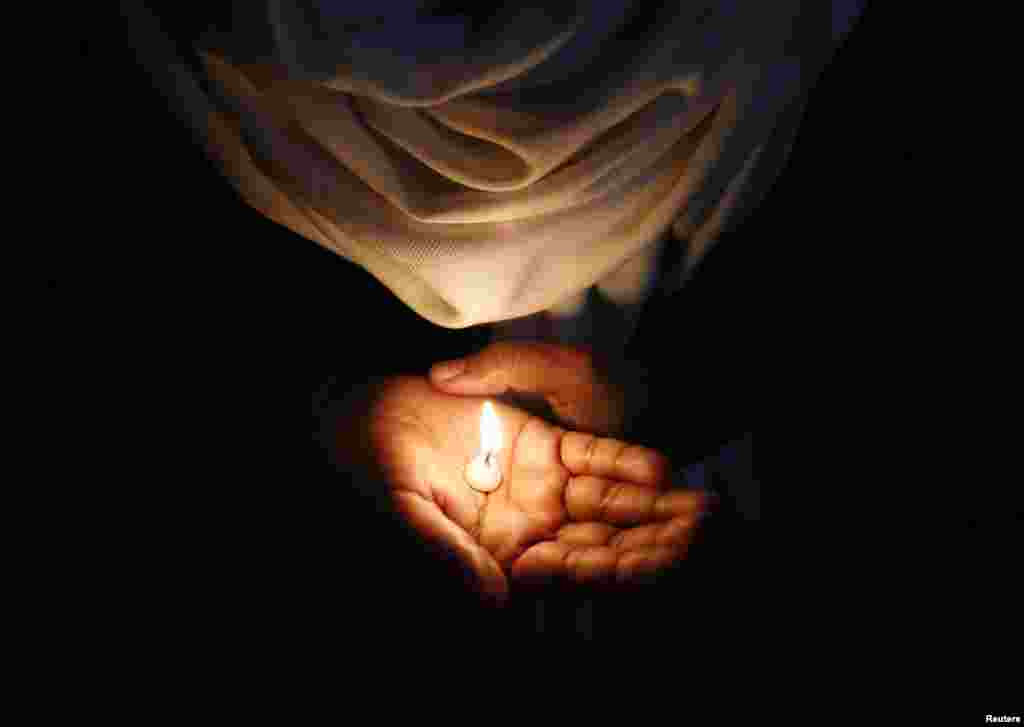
[368,376,701,602]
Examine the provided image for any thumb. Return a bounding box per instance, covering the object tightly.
[430,341,594,400]
[430,341,625,436]
[392,491,509,606]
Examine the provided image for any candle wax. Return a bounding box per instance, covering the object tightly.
[466,451,502,492]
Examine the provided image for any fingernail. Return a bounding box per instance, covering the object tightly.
[432,359,466,381]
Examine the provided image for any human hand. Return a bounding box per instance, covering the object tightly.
[429,341,647,438]
[331,375,704,605]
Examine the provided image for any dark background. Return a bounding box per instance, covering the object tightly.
[75,3,895,645]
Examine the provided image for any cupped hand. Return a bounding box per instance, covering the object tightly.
[345,375,704,605]
[429,340,648,438]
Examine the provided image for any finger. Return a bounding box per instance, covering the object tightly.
[560,432,670,486]
[392,491,508,605]
[430,341,593,399]
[613,546,682,583]
[508,541,568,584]
[511,541,685,585]
[606,518,698,552]
[556,522,618,547]
[509,541,616,586]
[565,476,702,526]
[567,546,620,585]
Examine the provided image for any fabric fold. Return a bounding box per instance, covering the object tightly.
[157,1,863,328]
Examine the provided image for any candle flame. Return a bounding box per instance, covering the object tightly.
[480,401,502,453]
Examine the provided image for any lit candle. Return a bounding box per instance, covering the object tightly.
[465,401,503,492]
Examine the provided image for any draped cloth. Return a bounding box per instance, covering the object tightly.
[128,1,864,330]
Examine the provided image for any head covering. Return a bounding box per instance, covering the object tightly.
[126,1,864,329]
